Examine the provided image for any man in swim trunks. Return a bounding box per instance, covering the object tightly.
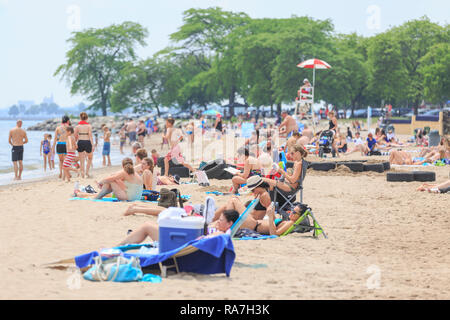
[52,115,71,179]
[126,118,137,144]
[9,119,28,180]
[163,118,195,177]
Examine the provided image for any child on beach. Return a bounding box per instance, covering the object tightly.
[119,127,126,154]
[102,126,112,166]
[48,134,55,170]
[40,133,51,171]
[62,126,79,182]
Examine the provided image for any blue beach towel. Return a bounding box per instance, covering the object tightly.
[75,234,235,277]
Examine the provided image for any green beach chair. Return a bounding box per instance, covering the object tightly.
[280,205,327,239]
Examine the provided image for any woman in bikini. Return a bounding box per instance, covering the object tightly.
[74,112,94,178]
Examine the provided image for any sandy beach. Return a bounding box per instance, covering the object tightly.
[0,131,449,300]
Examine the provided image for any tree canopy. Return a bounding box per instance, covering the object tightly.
[57,11,448,117]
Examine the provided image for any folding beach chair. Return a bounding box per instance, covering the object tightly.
[279,204,327,239]
[272,160,309,212]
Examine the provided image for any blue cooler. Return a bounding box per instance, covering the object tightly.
[158,216,205,253]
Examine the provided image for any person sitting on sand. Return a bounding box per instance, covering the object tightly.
[141,157,155,190]
[75,158,143,201]
[336,133,348,154]
[134,148,148,175]
[297,125,313,146]
[345,132,369,156]
[366,132,379,155]
[416,180,450,194]
[117,209,239,246]
[231,148,262,194]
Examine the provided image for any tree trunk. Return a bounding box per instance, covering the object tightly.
[277,102,282,116]
[101,100,107,116]
[156,105,161,117]
[228,89,236,117]
[270,104,274,117]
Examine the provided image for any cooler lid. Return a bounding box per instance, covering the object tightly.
[158,216,205,229]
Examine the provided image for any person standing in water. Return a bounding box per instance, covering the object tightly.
[52,115,71,179]
[8,119,28,180]
[40,133,51,172]
[102,126,112,166]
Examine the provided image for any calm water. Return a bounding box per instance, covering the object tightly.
[0,120,125,185]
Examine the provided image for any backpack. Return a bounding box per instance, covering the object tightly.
[158,188,178,208]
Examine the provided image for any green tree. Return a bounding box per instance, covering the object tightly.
[320,34,369,117]
[169,7,251,115]
[390,17,445,114]
[55,22,148,116]
[418,42,450,106]
[366,32,407,107]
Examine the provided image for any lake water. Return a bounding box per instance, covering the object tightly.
[0,120,125,185]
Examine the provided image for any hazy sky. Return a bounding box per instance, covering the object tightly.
[0,0,448,109]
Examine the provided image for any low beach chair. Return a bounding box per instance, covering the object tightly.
[272,160,309,212]
[279,204,327,239]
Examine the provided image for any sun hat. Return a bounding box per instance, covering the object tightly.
[246,175,264,191]
[303,78,309,83]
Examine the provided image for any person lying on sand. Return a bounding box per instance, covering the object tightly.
[117,209,239,246]
[416,180,450,193]
[389,148,445,165]
[209,198,305,236]
[74,158,143,201]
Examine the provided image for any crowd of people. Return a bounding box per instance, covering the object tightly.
[8,109,449,245]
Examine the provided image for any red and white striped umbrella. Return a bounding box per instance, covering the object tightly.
[297,58,331,69]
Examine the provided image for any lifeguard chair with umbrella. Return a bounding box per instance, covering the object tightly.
[295,58,332,132]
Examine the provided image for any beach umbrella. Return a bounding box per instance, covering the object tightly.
[297,58,332,87]
[202,109,222,116]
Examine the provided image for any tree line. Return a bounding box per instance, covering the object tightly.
[55,7,450,117]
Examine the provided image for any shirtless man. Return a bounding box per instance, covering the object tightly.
[52,115,71,179]
[297,124,313,146]
[278,111,298,138]
[8,119,28,180]
[126,118,137,144]
[163,118,195,176]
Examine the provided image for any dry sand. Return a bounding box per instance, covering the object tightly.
[0,130,449,300]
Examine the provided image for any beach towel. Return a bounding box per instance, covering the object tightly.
[75,234,235,277]
[69,194,191,203]
[233,228,278,240]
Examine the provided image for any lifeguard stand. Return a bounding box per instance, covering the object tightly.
[294,85,316,132]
